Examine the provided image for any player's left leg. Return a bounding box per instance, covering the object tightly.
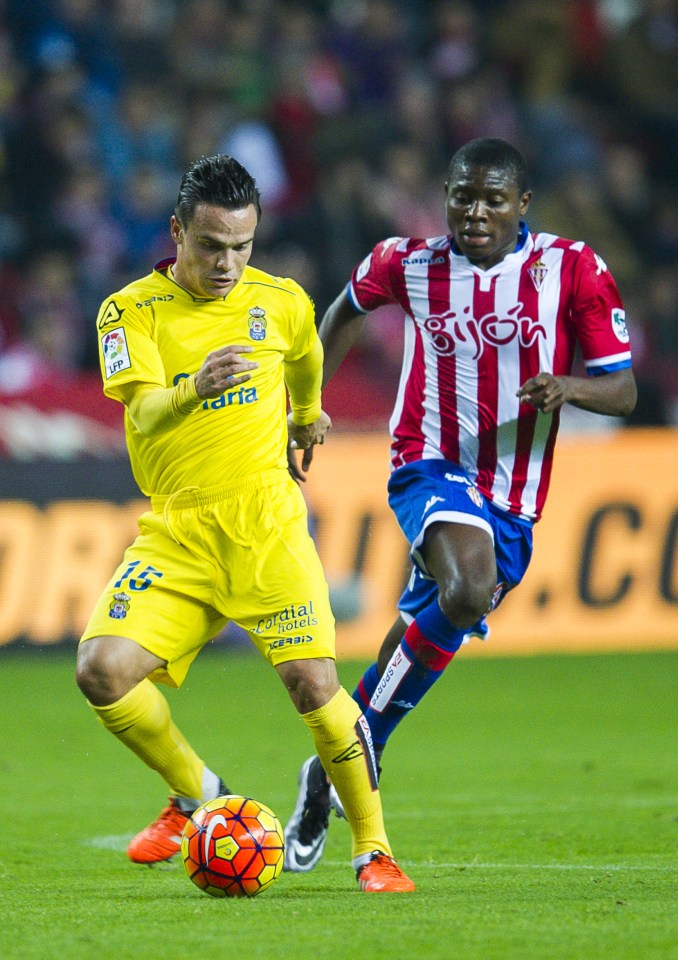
[354,495,533,763]
[276,657,415,892]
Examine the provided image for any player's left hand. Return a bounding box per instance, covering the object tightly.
[287,410,332,477]
[517,373,569,413]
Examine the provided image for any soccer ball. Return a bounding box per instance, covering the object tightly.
[181,795,285,898]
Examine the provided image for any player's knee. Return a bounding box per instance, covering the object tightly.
[276,657,340,714]
[438,576,494,629]
[75,636,130,705]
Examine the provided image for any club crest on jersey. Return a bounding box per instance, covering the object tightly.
[611,308,629,343]
[248,306,267,340]
[466,485,484,509]
[108,592,130,620]
[528,258,547,291]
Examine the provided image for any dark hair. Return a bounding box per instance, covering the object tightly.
[447,138,529,194]
[175,154,262,225]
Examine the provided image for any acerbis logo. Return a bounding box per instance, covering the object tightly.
[135,295,174,308]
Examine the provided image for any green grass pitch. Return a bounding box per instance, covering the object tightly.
[0,646,676,960]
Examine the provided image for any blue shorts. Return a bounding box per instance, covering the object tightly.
[387,460,534,637]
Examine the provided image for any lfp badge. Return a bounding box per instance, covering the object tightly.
[249,306,267,341]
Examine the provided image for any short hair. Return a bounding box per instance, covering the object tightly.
[175,154,262,225]
[447,138,529,194]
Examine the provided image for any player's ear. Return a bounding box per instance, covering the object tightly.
[170,215,183,245]
[520,190,532,214]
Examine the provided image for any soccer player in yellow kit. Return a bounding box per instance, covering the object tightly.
[75,155,414,893]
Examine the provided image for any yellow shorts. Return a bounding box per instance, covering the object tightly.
[81,469,335,686]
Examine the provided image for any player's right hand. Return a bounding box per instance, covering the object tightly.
[194,345,258,399]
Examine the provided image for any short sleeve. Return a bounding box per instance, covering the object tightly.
[97,296,166,401]
[570,247,632,377]
[348,237,402,312]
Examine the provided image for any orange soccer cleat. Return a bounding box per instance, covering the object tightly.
[356,852,416,893]
[127,798,190,864]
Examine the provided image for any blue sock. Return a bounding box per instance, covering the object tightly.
[353,599,466,757]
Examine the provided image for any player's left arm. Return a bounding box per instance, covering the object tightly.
[284,327,331,477]
[517,367,637,416]
[519,246,638,417]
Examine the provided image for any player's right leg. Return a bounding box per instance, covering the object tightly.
[76,635,229,863]
[76,512,231,864]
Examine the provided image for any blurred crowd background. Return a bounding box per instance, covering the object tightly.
[0,0,677,429]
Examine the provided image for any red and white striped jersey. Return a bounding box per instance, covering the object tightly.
[348,227,632,522]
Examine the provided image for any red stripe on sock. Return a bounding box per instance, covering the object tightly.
[404,620,456,671]
[356,677,371,710]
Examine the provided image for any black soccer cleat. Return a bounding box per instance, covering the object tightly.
[283,756,335,872]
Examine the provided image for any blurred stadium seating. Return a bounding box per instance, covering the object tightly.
[0,0,676,432]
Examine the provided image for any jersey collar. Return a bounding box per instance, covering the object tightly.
[449,220,532,265]
[153,257,243,302]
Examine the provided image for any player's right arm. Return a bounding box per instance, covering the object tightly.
[319,238,399,385]
[121,345,258,437]
[318,291,366,386]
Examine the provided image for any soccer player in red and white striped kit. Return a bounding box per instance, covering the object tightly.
[284,137,637,872]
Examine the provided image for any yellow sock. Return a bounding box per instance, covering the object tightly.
[90,679,205,802]
[302,687,392,861]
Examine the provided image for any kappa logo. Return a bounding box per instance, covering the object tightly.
[594,253,608,275]
[332,740,364,763]
[423,495,445,516]
[403,255,446,265]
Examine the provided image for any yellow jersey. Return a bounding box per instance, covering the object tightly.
[97,258,318,495]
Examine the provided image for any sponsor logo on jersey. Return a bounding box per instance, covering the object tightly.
[108,591,130,619]
[173,373,258,410]
[423,303,546,359]
[403,256,446,265]
[254,600,318,636]
[102,327,131,378]
[611,308,629,343]
[270,635,314,649]
[135,294,174,308]
[528,258,547,291]
[248,306,267,340]
[98,300,125,330]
